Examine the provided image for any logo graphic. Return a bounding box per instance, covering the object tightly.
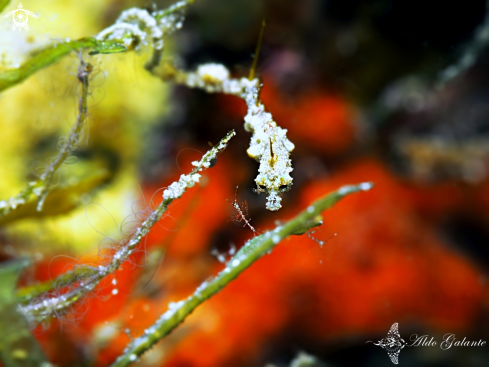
[367,322,486,364]
[3,3,38,31]
[368,323,407,364]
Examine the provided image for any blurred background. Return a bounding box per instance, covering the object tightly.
[1,0,489,366]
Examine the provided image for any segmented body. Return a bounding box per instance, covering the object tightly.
[228,186,256,233]
[232,201,256,233]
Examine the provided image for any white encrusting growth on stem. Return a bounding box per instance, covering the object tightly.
[96,1,190,51]
[162,63,295,211]
[162,173,201,200]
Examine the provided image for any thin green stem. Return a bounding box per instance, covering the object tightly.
[0,259,54,367]
[16,265,98,305]
[0,0,10,13]
[0,38,97,93]
[110,182,373,366]
[36,58,92,211]
[154,0,196,20]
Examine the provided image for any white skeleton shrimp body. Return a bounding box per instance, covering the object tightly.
[228,186,256,233]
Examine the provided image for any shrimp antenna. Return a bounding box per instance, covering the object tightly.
[249,19,266,81]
